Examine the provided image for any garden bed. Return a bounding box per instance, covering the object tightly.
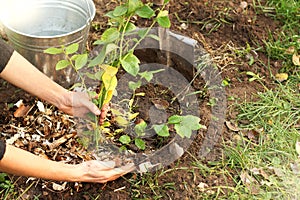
[0,0,289,199]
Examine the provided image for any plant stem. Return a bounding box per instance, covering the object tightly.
[119,14,134,66]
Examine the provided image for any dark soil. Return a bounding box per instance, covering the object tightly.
[0,0,284,199]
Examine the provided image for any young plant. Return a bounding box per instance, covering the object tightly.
[45,0,205,151]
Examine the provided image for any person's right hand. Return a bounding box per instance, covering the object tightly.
[74,160,135,183]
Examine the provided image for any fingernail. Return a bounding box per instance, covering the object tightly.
[95,109,101,115]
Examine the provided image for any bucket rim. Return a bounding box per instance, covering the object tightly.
[1,0,96,39]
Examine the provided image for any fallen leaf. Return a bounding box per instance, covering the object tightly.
[296,141,300,157]
[285,46,295,54]
[248,168,267,181]
[197,182,208,192]
[246,130,260,140]
[292,53,300,66]
[115,116,129,127]
[240,171,260,194]
[52,182,67,191]
[225,121,240,132]
[151,98,170,110]
[290,162,300,175]
[275,73,288,82]
[14,104,32,117]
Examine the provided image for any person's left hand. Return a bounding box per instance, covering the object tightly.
[75,160,135,183]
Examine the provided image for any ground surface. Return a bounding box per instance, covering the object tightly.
[0,0,285,199]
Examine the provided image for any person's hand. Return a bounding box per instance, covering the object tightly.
[99,103,110,125]
[75,160,135,183]
[57,91,101,118]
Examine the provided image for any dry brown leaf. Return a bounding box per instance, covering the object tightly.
[285,46,295,54]
[240,171,260,194]
[151,98,170,110]
[14,104,32,117]
[225,121,240,132]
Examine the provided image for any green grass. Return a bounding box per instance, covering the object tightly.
[223,80,300,199]
[218,2,300,197]
[254,0,300,70]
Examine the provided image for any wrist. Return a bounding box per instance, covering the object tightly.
[55,163,82,182]
[54,90,72,111]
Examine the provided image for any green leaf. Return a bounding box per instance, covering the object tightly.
[69,82,83,90]
[134,120,147,136]
[181,115,201,130]
[157,10,169,18]
[44,47,63,55]
[104,11,116,19]
[105,43,119,54]
[89,43,119,67]
[119,135,131,145]
[65,43,79,55]
[153,124,170,137]
[128,80,142,91]
[139,71,153,82]
[168,115,182,124]
[164,0,170,3]
[74,54,88,70]
[121,53,140,76]
[85,72,96,80]
[93,40,106,45]
[101,28,120,43]
[138,29,148,38]
[123,22,136,33]
[89,50,105,67]
[56,60,71,70]
[173,115,202,138]
[135,138,146,150]
[0,173,7,182]
[128,0,143,14]
[147,34,161,41]
[113,5,128,16]
[174,123,192,138]
[136,5,155,18]
[157,16,171,28]
[139,69,164,82]
[94,70,104,80]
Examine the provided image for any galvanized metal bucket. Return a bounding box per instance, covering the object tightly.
[0,0,95,87]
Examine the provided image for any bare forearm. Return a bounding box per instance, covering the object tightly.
[0,145,79,182]
[0,51,69,109]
